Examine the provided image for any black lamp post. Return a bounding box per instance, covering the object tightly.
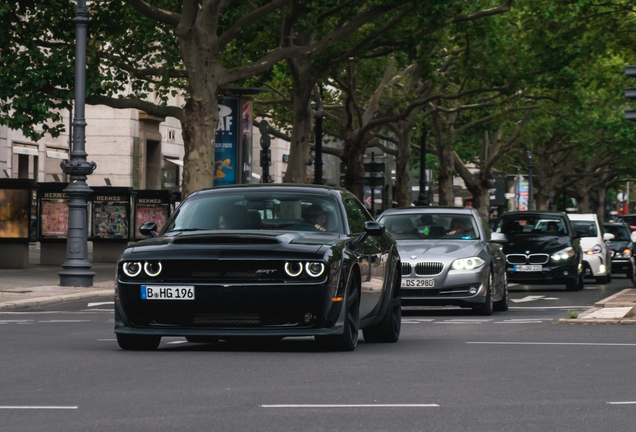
[58,0,97,286]
[314,84,323,185]
[527,137,533,211]
[415,124,429,206]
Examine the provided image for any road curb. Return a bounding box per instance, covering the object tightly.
[0,289,114,312]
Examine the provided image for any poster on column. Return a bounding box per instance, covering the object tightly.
[214,98,238,187]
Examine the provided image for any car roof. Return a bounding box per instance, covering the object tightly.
[500,211,566,217]
[380,207,476,217]
[191,183,351,197]
[567,213,597,221]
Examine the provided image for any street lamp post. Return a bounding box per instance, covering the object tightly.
[58,0,97,287]
[415,124,429,206]
[314,85,323,185]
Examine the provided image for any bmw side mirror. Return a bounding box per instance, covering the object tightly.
[140,221,158,238]
[364,221,385,236]
[489,232,507,243]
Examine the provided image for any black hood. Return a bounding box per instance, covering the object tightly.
[501,234,573,254]
[608,240,633,252]
[122,230,343,261]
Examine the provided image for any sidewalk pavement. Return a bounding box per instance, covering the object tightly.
[0,243,115,311]
[2,244,636,321]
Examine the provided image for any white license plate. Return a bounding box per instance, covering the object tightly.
[141,286,195,300]
[513,265,542,272]
[401,278,435,288]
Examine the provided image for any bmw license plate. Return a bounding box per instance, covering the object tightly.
[401,278,434,288]
[141,286,195,300]
[513,265,542,272]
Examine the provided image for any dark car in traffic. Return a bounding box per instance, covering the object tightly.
[495,211,583,290]
[114,184,401,351]
[603,222,636,285]
[378,207,508,315]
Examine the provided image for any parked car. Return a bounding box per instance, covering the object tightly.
[114,184,401,351]
[377,207,508,315]
[603,222,636,286]
[567,213,613,283]
[495,211,584,291]
[617,214,636,231]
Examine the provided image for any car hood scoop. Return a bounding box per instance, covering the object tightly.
[172,235,280,245]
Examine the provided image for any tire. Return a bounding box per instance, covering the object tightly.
[186,336,220,344]
[116,333,161,351]
[566,273,583,291]
[363,266,401,343]
[493,272,509,312]
[473,271,493,316]
[607,271,612,283]
[316,273,360,351]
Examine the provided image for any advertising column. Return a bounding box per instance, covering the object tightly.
[0,179,36,268]
[214,98,238,187]
[89,187,134,262]
[38,183,71,265]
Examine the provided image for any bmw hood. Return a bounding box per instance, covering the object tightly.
[396,240,482,262]
[502,235,572,254]
[609,240,632,252]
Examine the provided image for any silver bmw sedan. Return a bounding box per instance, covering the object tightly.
[378,207,508,315]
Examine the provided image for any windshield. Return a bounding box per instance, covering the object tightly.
[379,213,480,240]
[570,220,598,238]
[164,191,344,234]
[604,225,630,241]
[496,215,569,237]
[619,216,636,227]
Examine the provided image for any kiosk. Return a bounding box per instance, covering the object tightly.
[0,179,36,268]
[37,182,71,265]
[89,187,135,262]
[134,190,176,239]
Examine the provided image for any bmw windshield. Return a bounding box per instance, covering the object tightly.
[496,215,570,237]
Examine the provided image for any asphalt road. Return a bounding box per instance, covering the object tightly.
[1,276,635,432]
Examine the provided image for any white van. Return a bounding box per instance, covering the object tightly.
[567,213,614,283]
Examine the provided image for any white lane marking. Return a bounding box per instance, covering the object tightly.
[39,320,91,323]
[0,320,33,323]
[79,309,113,312]
[401,319,434,322]
[543,297,559,300]
[436,322,483,325]
[0,406,78,410]
[496,321,545,324]
[167,341,188,345]
[97,339,116,341]
[468,342,636,346]
[88,302,114,307]
[261,404,439,408]
[511,295,545,303]
[510,306,588,309]
[607,401,636,405]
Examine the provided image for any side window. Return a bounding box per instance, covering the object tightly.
[344,198,372,233]
[478,214,491,238]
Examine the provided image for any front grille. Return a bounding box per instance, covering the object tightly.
[402,262,412,276]
[414,262,444,276]
[507,254,527,264]
[528,254,549,264]
[193,312,260,325]
[401,285,476,298]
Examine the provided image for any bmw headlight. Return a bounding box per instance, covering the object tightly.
[585,244,602,255]
[623,249,632,258]
[122,262,142,277]
[451,257,485,270]
[552,247,574,261]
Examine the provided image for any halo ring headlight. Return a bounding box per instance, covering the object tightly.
[305,262,325,277]
[285,262,303,277]
[123,262,142,277]
[144,261,162,277]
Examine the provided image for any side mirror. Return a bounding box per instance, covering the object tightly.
[489,232,508,243]
[631,231,636,243]
[140,221,158,238]
[364,221,385,237]
[603,233,615,241]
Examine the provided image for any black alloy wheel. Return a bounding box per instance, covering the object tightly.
[316,273,360,351]
[494,272,509,312]
[473,271,494,316]
[363,265,401,343]
[116,333,161,351]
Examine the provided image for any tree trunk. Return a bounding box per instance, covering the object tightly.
[595,186,606,222]
[534,192,550,211]
[283,87,314,183]
[395,127,411,207]
[181,96,218,198]
[437,141,454,206]
[342,135,365,201]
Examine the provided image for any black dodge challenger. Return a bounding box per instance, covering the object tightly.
[115,184,401,351]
